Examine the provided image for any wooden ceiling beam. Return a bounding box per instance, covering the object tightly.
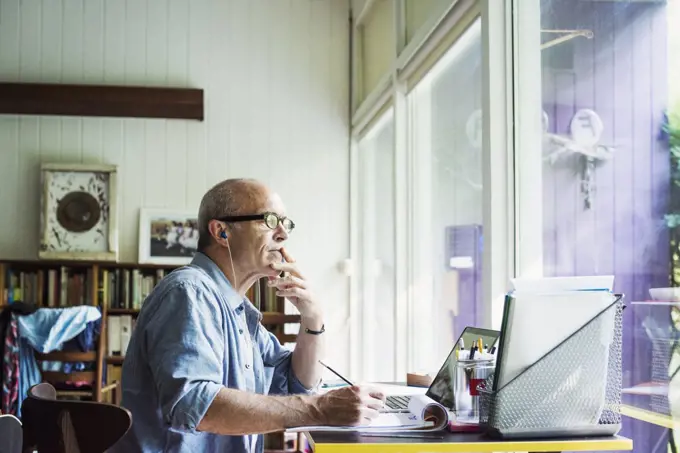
[0,82,204,121]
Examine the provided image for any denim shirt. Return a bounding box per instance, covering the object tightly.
[111,252,314,453]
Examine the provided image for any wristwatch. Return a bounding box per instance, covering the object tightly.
[304,324,325,335]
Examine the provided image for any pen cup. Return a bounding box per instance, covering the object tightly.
[453,359,495,424]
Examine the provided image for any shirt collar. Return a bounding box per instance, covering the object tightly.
[190,252,249,312]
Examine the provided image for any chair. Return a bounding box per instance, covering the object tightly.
[0,414,22,453]
[263,432,306,453]
[21,382,131,453]
[34,308,121,404]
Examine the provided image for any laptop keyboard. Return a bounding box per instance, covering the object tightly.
[385,395,410,410]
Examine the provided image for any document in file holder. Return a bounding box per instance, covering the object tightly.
[509,275,614,293]
[286,394,449,433]
[494,289,617,427]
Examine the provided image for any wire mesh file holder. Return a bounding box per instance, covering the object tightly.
[478,295,625,439]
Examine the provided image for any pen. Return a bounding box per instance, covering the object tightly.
[477,338,483,353]
[319,360,355,386]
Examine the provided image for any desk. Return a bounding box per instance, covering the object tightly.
[621,404,674,429]
[303,431,633,453]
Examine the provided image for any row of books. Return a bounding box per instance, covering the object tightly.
[2,267,95,306]
[107,315,135,357]
[99,268,168,310]
[0,266,170,309]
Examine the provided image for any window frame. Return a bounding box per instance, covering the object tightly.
[481,0,516,329]
[510,0,544,280]
[351,109,399,381]
[349,0,518,378]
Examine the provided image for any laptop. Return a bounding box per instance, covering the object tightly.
[382,326,500,413]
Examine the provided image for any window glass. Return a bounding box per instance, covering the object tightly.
[358,110,396,381]
[407,19,483,371]
[536,1,676,451]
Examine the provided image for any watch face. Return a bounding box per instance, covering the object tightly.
[43,170,111,253]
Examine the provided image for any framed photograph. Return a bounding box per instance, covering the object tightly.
[39,163,119,261]
[138,208,199,265]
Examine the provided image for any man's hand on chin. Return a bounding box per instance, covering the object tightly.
[267,247,324,329]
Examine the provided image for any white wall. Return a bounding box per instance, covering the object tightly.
[0,0,351,368]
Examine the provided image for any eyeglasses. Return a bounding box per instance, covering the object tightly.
[215,212,295,232]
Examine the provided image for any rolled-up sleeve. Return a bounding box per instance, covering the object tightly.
[258,328,316,396]
[144,282,225,433]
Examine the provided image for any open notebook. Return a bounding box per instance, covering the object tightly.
[286,394,450,433]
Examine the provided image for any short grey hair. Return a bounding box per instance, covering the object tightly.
[197,178,261,251]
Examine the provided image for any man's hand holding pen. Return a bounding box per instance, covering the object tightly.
[312,386,387,426]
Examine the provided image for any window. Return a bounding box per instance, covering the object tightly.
[407,19,483,371]
[405,0,453,45]
[354,0,395,106]
[357,110,396,381]
[349,0,496,384]
[516,1,677,451]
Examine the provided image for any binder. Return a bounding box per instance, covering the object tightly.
[478,291,625,439]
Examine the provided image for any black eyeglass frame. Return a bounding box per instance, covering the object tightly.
[214,212,295,232]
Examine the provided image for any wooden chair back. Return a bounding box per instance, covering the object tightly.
[33,307,120,403]
[21,382,131,453]
[35,349,103,400]
[0,414,23,453]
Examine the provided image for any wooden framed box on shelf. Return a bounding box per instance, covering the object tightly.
[38,163,119,262]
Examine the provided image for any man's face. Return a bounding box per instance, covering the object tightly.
[229,191,290,278]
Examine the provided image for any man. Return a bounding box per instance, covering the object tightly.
[113,178,385,453]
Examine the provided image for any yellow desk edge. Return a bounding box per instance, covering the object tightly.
[304,433,633,453]
[621,404,675,429]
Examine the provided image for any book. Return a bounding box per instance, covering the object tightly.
[286,394,450,433]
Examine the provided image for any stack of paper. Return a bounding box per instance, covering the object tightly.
[287,412,435,433]
[287,392,447,433]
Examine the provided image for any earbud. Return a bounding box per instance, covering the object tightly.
[220,231,228,239]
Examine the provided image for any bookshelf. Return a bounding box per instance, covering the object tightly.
[0,258,301,383]
[1,258,302,450]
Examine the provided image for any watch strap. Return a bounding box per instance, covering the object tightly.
[304,324,325,335]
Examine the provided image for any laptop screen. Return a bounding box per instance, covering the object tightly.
[425,326,500,410]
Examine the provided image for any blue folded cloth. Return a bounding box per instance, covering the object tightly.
[16,306,101,418]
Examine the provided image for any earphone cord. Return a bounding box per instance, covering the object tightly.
[225,241,260,312]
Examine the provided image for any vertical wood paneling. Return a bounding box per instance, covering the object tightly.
[62,0,84,81]
[573,9,596,278]
[552,71,577,273]
[651,2,670,283]
[20,0,41,81]
[543,4,670,292]
[0,0,350,366]
[589,6,615,281]
[0,0,20,79]
[542,2,670,453]
[267,0,291,195]
[82,0,104,83]
[104,1,126,84]
[41,1,62,81]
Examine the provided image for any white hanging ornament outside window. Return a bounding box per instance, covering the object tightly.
[544,108,616,209]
